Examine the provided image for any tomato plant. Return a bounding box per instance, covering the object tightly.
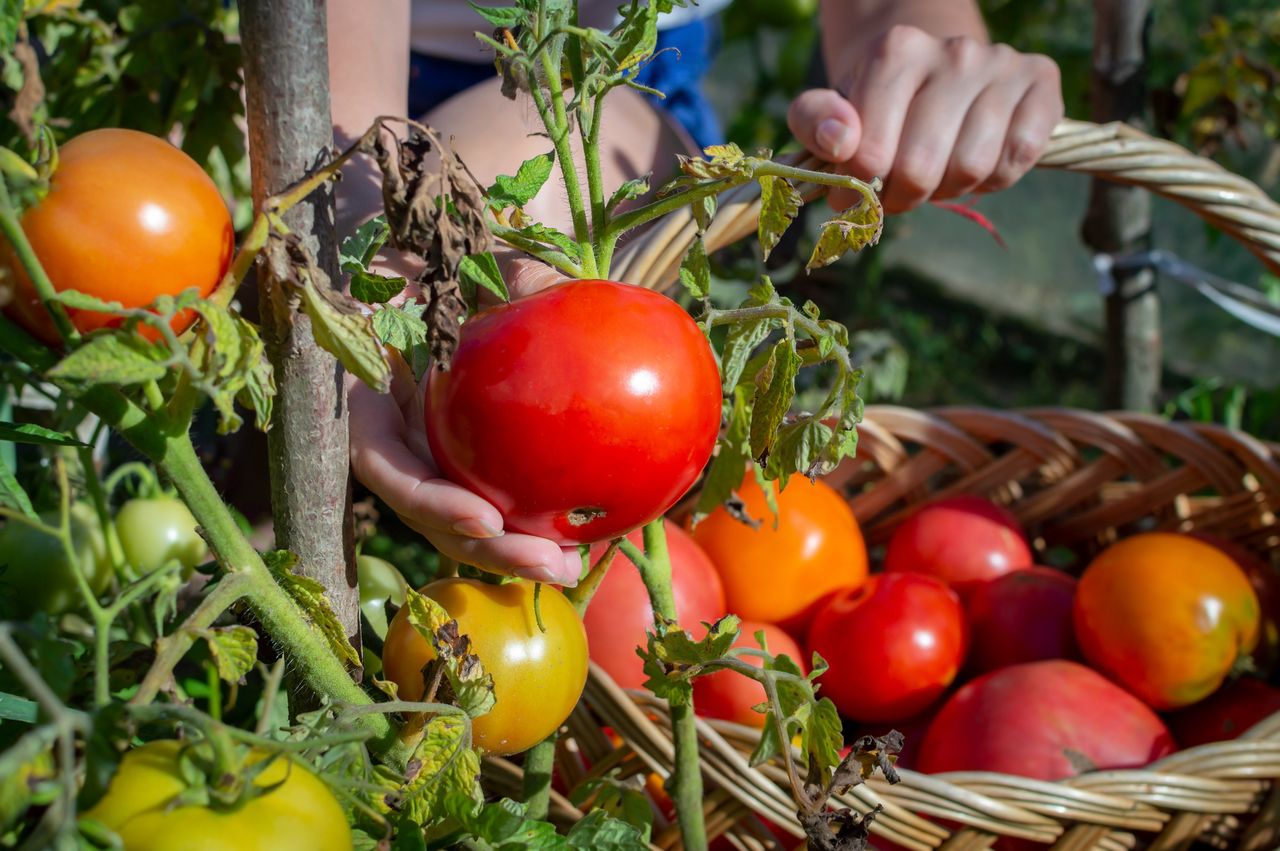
[2,128,234,343]
[917,660,1176,780]
[382,578,588,756]
[83,740,352,851]
[883,495,1033,599]
[693,621,805,728]
[116,496,208,576]
[807,573,967,722]
[0,502,111,615]
[425,279,721,545]
[688,470,868,633]
[356,553,408,641]
[1164,677,1280,747]
[1074,532,1260,709]
[964,566,1078,676]
[585,524,726,690]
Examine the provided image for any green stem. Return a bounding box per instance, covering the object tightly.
[635,519,707,851]
[487,221,583,278]
[77,444,126,572]
[581,91,607,273]
[521,734,557,820]
[603,178,736,254]
[564,540,619,616]
[0,179,77,345]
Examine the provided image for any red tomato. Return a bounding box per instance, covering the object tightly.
[918,660,1176,780]
[883,495,1033,599]
[1191,533,1280,677]
[693,621,805,728]
[1074,532,1260,710]
[425,280,721,545]
[688,470,869,634]
[1164,677,1280,748]
[584,523,726,690]
[807,573,967,722]
[3,129,233,343]
[964,566,1078,676]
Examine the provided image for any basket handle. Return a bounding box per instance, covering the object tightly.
[610,118,1280,291]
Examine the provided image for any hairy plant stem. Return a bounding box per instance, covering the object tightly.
[521,734,557,820]
[581,90,607,272]
[634,519,708,851]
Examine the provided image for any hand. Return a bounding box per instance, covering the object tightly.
[348,257,583,585]
[788,25,1064,213]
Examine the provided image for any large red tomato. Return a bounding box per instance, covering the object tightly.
[807,573,967,722]
[1074,533,1260,710]
[425,280,721,545]
[964,566,1078,676]
[1164,677,1280,748]
[3,128,233,343]
[688,469,868,633]
[693,621,805,728]
[883,495,1033,599]
[917,660,1176,780]
[584,523,726,690]
[382,578,588,756]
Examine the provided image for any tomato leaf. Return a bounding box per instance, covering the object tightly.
[0,456,35,520]
[0,691,37,724]
[339,215,392,270]
[296,272,391,395]
[47,333,169,386]
[749,339,801,462]
[401,587,497,720]
[0,421,85,448]
[567,809,651,850]
[372,303,433,381]
[509,222,581,262]
[349,269,407,305]
[605,174,650,214]
[446,797,561,849]
[199,625,258,683]
[459,251,509,307]
[677,236,710,301]
[395,713,482,827]
[188,300,276,434]
[467,3,524,29]
[0,725,58,831]
[0,2,19,54]
[758,174,801,261]
[807,194,884,271]
[640,615,740,706]
[610,0,659,72]
[487,152,554,211]
[569,777,653,837]
[719,316,777,393]
[690,387,751,525]
[264,550,362,671]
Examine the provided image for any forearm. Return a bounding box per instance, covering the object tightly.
[327,0,411,235]
[819,0,989,83]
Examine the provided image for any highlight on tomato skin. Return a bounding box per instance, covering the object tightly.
[424,278,723,546]
[2,128,234,344]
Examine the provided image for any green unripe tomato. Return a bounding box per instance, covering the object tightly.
[357,554,408,640]
[0,502,111,614]
[115,497,207,576]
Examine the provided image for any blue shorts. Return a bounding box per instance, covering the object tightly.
[408,17,723,150]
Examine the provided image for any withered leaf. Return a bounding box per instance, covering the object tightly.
[8,40,44,146]
[801,804,882,851]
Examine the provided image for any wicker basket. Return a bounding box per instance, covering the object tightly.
[491,121,1280,850]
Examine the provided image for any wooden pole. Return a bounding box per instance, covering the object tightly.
[1083,0,1159,411]
[239,0,361,649]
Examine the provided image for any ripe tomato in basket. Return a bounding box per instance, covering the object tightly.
[1074,532,1260,710]
[917,660,1176,780]
[693,621,805,728]
[688,469,869,633]
[883,494,1033,600]
[808,573,967,722]
[584,523,726,690]
[425,279,721,545]
[1190,532,1280,677]
[964,566,1078,676]
[1164,677,1280,748]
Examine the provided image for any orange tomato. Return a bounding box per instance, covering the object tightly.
[4,128,233,343]
[688,470,868,633]
[692,621,805,728]
[1074,533,1260,710]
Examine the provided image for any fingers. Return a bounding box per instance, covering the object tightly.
[505,256,569,299]
[403,515,583,585]
[976,59,1064,194]
[787,89,862,162]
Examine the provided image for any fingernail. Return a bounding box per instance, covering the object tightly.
[816,119,849,158]
[557,550,584,588]
[517,561,561,584]
[451,518,502,539]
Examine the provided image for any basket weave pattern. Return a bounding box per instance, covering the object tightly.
[492,121,1280,849]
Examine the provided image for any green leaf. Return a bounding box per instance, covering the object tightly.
[0,691,37,723]
[764,418,832,488]
[447,797,562,849]
[297,274,391,394]
[349,269,407,305]
[0,0,19,54]
[677,236,710,301]
[567,809,651,850]
[569,777,653,838]
[691,387,751,525]
[758,175,801,261]
[719,316,777,394]
[640,615,739,706]
[47,333,169,386]
[512,222,581,261]
[372,303,433,381]
[605,175,650,214]
[468,3,524,27]
[749,339,801,461]
[52,290,125,314]
[339,215,391,269]
[0,421,85,448]
[0,456,35,520]
[397,713,482,827]
[488,152,555,211]
[401,587,497,720]
[459,252,509,307]
[200,625,258,683]
[265,551,362,671]
[807,196,884,271]
[0,725,57,831]
[611,1,659,72]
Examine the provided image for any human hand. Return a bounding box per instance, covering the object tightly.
[788,25,1064,214]
[348,257,583,585]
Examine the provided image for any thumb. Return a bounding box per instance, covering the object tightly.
[787,89,862,163]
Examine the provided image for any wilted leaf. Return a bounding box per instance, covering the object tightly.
[677,236,710,301]
[297,272,391,393]
[401,588,496,720]
[47,332,169,386]
[749,340,801,461]
[807,194,884,271]
[395,713,482,826]
[758,174,801,260]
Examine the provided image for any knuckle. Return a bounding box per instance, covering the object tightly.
[876,24,929,60]
[944,36,985,71]
[950,154,989,186]
[892,149,941,194]
[1028,53,1062,84]
[1005,133,1043,171]
[852,144,893,181]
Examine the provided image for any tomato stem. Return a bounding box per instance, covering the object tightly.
[564,539,620,616]
[521,734,557,820]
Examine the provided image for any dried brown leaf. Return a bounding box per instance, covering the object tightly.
[9,40,44,146]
